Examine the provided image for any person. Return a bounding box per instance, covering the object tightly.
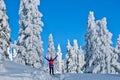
[44,55,57,75]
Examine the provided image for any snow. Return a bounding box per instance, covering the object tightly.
[0,61,52,80]
[0,61,120,80]
[1,0,120,79]
[7,47,13,61]
[61,73,120,80]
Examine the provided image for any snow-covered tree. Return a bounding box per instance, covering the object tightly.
[111,35,120,73]
[0,0,11,60]
[72,40,85,73]
[77,46,85,73]
[84,11,100,73]
[72,39,79,73]
[65,39,79,73]
[110,47,120,74]
[55,44,63,73]
[65,40,73,73]
[97,17,114,73]
[116,35,120,62]
[84,11,120,74]
[46,34,56,59]
[14,0,44,69]
[61,60,65,73]
[45,34,57,72]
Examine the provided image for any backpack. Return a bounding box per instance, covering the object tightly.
[49,60,53,66]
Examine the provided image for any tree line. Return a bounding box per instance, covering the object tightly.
[0,0,120,74]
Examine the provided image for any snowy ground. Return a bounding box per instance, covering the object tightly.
[60,73,120,80]
[0,61,120,80]
[0,61,52,80]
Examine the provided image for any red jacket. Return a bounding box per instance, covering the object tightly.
[45,56,57,67]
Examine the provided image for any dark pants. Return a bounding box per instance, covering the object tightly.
[49,67,54,75]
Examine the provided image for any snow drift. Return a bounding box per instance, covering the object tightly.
[1,61,120,80]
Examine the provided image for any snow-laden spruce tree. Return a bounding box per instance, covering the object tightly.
[77,46,85,73]
[110,47,120,74]
[116,35,120,62]
[65,39,79,73]
[73,40,85,73]
[84,11,100,73]
[0,0,11,61]
[55,44,63,73]
[65,40,73,73]
[46,34,56,59]
[97,18,120,74]
[97,17,113,73]
[46,34,57,72]
[111,35,120,73]
[14,0,44,69]
[84,11,120,74]
[73,39,79,73]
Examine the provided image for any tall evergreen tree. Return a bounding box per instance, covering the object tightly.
[84,11,100,73]
[84,11,120,74]
[116,35,120,62]
[65,40,73,73]
[111,35,120,73]
[46,34,57,72]
[96,17,113,73]
[55,44,63,73]
[46,34,56,59]
[72,39,79,73]
[0,0,11,60]
[77,46,85,73]
[14,0,44,69]
[65,39,81,73]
